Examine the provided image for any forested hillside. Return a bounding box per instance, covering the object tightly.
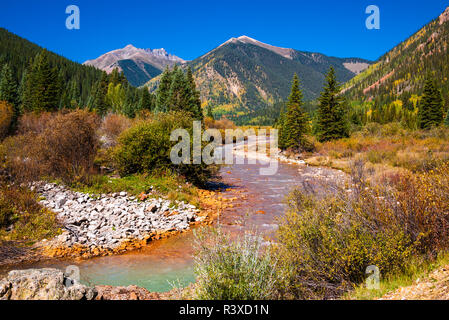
[146,36,370,124]
[343,7,449,128]
[0,28,161,119]
[0,28,101,108]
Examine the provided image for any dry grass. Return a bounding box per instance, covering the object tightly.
[0,185,60,242]
[0,101,13,141]
[306,123,449,175]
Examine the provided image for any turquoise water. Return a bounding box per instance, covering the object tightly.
[24,231,197,292]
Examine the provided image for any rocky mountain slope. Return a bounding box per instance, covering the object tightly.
[344,6,449,108]
[83,44,185,87]
[146,36,370,119]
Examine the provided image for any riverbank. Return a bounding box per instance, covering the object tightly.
[0,180,229,271]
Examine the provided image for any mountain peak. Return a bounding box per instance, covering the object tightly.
[221,35,295,59]
[439,6,449,25]
[237,35,257,42]
[83,45,185,86]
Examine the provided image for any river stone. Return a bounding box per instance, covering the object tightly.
[32,181,199,251]
[0,269,96,300]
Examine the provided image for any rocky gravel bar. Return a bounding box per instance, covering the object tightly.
[32,182,202,257]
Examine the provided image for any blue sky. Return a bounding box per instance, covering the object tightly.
[0,0,447,63]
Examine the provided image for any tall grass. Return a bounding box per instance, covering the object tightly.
[193,227,281,300]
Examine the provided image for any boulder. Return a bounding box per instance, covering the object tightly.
[0,268,96,300]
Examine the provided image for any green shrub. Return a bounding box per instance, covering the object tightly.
[276,160,449,299]
[275,160,432,299]
[276,191,414,299]
[193,227,282,300]
[114,111,215,186]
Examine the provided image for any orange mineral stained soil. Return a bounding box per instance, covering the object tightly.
[7,159,343,292]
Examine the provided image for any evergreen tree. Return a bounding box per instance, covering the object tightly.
[0,63,20,133]
[110,68,121,85]
[93,71,110,116]
[316,67,349,142]
[186,67,203,120]
[122,87,138,118]
[168,66,189,112]
[278,74,310,150]
[206,104,214,120]
[418,77,444,129]
[18,68,28,108]
[0,63,18,106]
[139,86,153,111]
[156,66,173,112]
[32,50,60,112]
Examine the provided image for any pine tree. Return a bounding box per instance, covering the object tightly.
[18,68,28,108]
[279,74,310,150]
[316,67,349,142]
[156,66,173,113]
[93,71,110,117]
[0,63,20,133]
[206,104,214,120]
[186,67,203,120]
[418,77,444,129]
[32,50,60,112]
[110,68,120,85]
[139,86,153,111]
[168,66,189,112]
[0,64,18,106]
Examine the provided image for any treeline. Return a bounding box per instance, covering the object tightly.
[276,68,449,152]
[154,65,203,120]
[347,74,449,130]
[0,28,205,135]
[0,28,101,113]
[343,14,449,129]
[87,64,203,120]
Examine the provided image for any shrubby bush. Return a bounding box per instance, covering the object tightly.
[193,227,282,300]
[275,160,449,299]
[16,112,55,135]
[38,110,99,184]
[100,114,132,147]
[0,110,99,185]
[114,111,216,186]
